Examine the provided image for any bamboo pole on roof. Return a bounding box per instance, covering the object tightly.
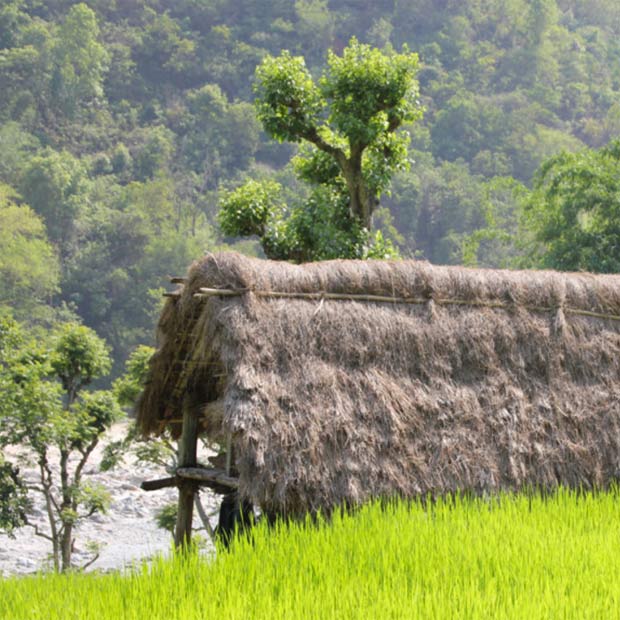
[191,286,620,322]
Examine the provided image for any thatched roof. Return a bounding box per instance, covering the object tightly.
[138,252,620,515]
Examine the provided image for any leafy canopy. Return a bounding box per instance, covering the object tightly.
[254,37,422,227]
[0,317,120,571]
[220,38,421,262]
[51,322,111,398]
[523,140,620,273]
[0,184,59,319]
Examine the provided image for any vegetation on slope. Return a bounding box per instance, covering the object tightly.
[2,0,620,369]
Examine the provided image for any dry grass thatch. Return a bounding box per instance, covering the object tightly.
[137,252,620,515]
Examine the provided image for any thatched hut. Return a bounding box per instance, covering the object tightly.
[138,252,620,540]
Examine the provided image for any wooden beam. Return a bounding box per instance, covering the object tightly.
[141,468,238,494]
[177,467,239,489]
[174,399,199,549]
[163,292,181,298]
[141,476,177,491]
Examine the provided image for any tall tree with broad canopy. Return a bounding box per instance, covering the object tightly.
[219,38,422,261]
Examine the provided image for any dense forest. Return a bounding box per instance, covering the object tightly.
[2,0,620,374]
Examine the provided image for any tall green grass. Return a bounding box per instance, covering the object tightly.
[2,489,620,619]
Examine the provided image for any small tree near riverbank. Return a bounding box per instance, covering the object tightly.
[0,317,121,572]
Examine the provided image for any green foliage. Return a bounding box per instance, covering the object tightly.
[219,177,398,262]
[19,149,89,253]
[218,179,282,238]
[0,456,30,536]
[74,390,122,439]
[461,177,530,268]
[0,316,120,571]
[135,126,175,181]
[254,37,421,232]
[154,502,178,535]
[431,95,506,162]
[0,122,40,185]
[51,323,111,398]
[50,3,109,117]
[322,38,422,146]
[523,140,620,272]
[110,143,132,175]
[254,52,323,144]
[2,0,620,380]
[113,345,155,408]
[225,38,421,262]
[0,184,60,319]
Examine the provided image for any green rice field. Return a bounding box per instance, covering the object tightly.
[2,489,620,619]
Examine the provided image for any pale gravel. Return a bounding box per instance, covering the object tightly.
[0,421,218,576]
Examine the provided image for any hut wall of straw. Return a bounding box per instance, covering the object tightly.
[137,253,620,514]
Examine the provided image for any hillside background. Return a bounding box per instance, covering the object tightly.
[2,0,620,373]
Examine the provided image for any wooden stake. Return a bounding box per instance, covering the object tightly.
[174,398,199,549]
[195,492,216,542]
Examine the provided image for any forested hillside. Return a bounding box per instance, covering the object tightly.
[2,0,620,372]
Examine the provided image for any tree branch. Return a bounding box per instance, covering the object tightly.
[387,114,402,133]
[76,506,98,521]
[38,455,59,539]
[74,436,99,486]
[302,126,348,168]
[26,521,54,543]
[80,552,100,571]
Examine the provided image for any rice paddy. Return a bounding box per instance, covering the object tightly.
[2,489,620,619]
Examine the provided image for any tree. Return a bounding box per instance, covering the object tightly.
[50,3,109,117]
[219,38,421,261]
[19,149,89,256]
[431,95,506,163]
[461,176,530,268]
[134,126,175,181]
[522,140,620,273]
[0,319,121,572]
[254,37,422,230]
[218,177,397,261]
[0,184,60,319]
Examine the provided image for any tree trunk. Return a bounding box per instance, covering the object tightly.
[59,448,73,572]
[39,456,60,572]
[60,522,73,572]
[304,129,375,230]
[341,153,374,230]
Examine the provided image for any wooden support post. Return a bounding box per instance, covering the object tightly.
[174,398,199,549]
